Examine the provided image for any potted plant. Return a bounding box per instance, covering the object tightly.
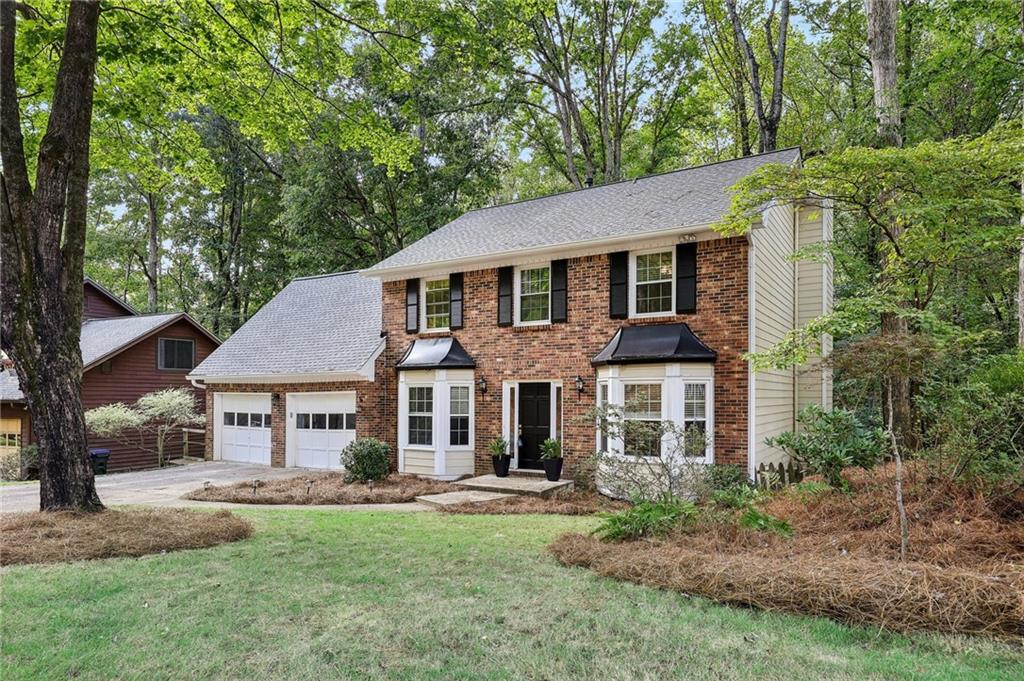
[540,438,563,482]
[489,437,511,477]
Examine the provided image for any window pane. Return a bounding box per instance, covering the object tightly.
[296,413,310,429]
[312,413,327,429]
[328,413,344,430]
[519,267,550,322]
[684,383,707,419]
[249,413,262,428]
[450,415,469,446]
[636,251,673,283]
[236,412,249,427]
[624,424,662,457]
[264,414,272,428]
[409,387,433,414]
[408,386,433,446]
[684,421,707,457]
[424,279,450,329]
[636,281,673,314]
[597,383,609,452]
[450,386,469,415]
[345,413,356,430]
[160,339,195,370]
[409,415,432,446]
[224,412,235,426]
[624,383,662,420]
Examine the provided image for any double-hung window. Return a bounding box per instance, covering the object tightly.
[422,278,450,331]
[158,338,195,370]
[449,385,470,446]
[682,383,709,458]
[597,381,610,453]
[632,250,674,316]
[516,265,550,324]
[408,386,433,446]
[623,383,663,457]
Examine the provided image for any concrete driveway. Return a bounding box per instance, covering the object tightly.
[0,462,327,513]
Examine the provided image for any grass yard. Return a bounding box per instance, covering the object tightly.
[1,511,1021,681]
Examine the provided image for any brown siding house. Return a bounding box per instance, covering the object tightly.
[0,281,220,472]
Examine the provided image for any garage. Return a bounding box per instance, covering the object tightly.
[288,392,356,469]
[215,393,272,465]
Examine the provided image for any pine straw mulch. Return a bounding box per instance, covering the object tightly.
[183,472,451,505]
[441,491,629,515]
[549,463,1024,639]
[1,508,252,566]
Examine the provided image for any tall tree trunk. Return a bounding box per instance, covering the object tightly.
[145,191,160,312]
[0,0,103,511]
[1017,2,1024,347]
[866,0,915,447]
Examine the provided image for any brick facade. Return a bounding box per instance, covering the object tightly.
[202,354,391,468]
[381,237,750,476]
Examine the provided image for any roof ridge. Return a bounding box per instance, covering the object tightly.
[291,270,362,282]
[462,146,801,216]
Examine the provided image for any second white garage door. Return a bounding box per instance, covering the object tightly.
[288,392,357,469]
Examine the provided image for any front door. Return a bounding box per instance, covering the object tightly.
[517,383,550,470]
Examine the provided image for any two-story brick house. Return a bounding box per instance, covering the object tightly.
[191,149,831,480]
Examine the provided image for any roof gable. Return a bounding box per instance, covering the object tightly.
[83,278,138,318]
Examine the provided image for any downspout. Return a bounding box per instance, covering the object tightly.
[792,204,800,432]
[189,377,207,390]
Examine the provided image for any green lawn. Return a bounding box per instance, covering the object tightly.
[2,510,1021,681]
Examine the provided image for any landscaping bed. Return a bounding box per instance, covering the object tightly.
[549,464,1024,639]
[183,472,450,505]
[441,491,629,515]
[1,508,252,566]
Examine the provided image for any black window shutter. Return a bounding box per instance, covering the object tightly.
[449,272,464,330]
[405,279,419,333]
[497,266,513,326]
[676,242,697,314]
[609,251,628,319]
[551,259,568,323]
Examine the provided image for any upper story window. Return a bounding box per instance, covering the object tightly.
[422,278,450,331]
[630,249,674,317]
[515,264,551,325]
[158,338,195,370]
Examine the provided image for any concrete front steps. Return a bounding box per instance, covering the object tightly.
[415,469,574,507]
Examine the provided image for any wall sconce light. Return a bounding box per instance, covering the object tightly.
[271,393,280,407]
[477,376,487,394]
[574,374,585,395]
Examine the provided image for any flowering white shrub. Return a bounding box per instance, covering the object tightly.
[85,388,202,467]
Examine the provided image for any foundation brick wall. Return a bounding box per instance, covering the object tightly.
[202,354,392,468]
[381,237,751,476]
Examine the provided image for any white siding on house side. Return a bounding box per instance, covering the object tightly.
[796,203,833,417]
[752,203,797,467]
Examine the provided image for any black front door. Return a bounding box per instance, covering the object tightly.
[517,383,551,470]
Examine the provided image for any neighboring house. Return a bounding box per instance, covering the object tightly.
[0,279,221,471]
[191,149,832,479]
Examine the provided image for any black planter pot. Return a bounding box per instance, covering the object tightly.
[542,458,563,482]
[492,455,511,477]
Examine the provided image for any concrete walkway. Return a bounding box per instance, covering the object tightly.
[0,461,429,514]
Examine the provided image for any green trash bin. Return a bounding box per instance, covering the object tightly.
[88,448,110,475]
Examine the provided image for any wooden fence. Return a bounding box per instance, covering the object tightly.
[754,460,806,490]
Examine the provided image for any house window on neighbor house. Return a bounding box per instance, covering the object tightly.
[632,250,674,316]
[422,278,450,330]
[408,386,433,446]
[158,338,195,370]
[516,265,550,324]
[623,382,663,457]
[449,385,470,447]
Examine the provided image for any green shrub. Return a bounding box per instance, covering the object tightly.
[711,485,762,509]
[593,497,696,542]
[739,507,793,537]
[703,464,748,492]
[787,481,834,503]
[765,406,885,489]
[0,449,20,481]
[340,438,391,483]
[971,352,1024,396]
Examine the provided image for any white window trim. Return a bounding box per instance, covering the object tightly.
[420,276,451,334]
[446,382,475,451]
[628,247,675,319]
[513,263,552,327]
[405,383,435,449]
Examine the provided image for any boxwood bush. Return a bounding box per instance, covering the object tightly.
[340,438,391,483]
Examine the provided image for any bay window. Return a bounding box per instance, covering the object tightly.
[449,385,470,446]
[623,382,663,457]
[408,386,433,446]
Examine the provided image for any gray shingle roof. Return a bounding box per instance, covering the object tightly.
[80,313,183,367]
[189,271,383,380]
[366,148,800,274]
[0,313,195,400]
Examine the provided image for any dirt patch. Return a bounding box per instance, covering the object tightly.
[1,508,252,566]
[441,492,629,516]
[549,464,1024,639]
[183,473,450,505]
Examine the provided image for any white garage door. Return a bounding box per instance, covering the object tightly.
[216,393,272,465]
[289,392,356,469]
